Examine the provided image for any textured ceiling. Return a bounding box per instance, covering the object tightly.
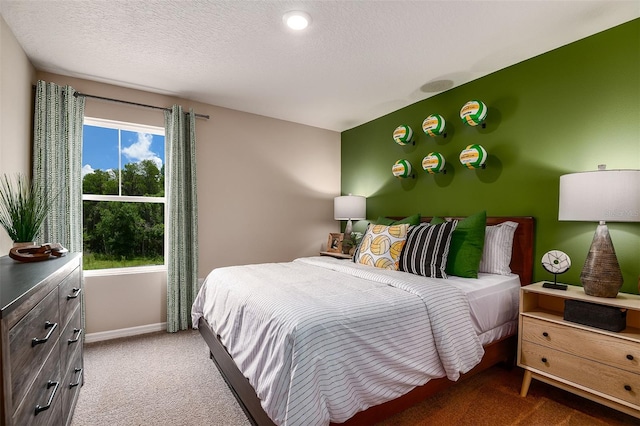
[1,1,638,131]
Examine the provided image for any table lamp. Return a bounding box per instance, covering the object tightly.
[558,166,640,297]
[334,194,366,237]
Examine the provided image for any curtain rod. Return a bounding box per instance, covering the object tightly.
[73,91,210,120]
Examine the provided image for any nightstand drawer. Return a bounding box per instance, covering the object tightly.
[521,316,640,374]
[521,340,640,407]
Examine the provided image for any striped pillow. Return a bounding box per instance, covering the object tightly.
[479,221,519,275]
[399,221,458,278]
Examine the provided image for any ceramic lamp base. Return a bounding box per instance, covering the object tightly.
[344,219,354,237]
[580,223,623,298]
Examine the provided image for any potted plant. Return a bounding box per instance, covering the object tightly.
[342,231,363,256]
[0,173,50,246]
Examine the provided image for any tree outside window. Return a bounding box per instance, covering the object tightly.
[82,118,165,271]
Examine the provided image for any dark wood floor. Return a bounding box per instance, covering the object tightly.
[376,365,638,425]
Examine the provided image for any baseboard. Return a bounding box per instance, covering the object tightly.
[85,322,167,343]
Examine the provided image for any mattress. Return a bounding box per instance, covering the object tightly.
[192,256,520,426]
[445,272,521,339]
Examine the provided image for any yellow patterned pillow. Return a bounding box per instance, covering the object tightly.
[354,223,409,270]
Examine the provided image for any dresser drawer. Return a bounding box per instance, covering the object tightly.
[521,340,640,408]
[61,344,83,426]
[11,347,62,426]
[9,287,60,410]
[59,305,82,375]
[521,316,640,374]
[58,267,82,330]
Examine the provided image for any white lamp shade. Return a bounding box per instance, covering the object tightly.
[334,195,366,220]
[559,169,640,222]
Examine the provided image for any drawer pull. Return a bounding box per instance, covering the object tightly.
[542,332,549,337]
[31,321,58,347]
[70,368,83,388]
[34,380,59,415]
[67,287,82,300]
[624,385,632,392]
[541,357,548,363]
[68,328,83,344]
[627,354,635,361]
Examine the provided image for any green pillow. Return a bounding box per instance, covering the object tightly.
[375,213,421,226]
[432,211,486,278]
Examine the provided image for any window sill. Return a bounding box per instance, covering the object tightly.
[84,264,167,277]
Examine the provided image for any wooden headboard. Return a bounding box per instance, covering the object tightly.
[389,216,535,286]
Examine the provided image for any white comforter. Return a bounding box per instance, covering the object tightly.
[191,257,484,426]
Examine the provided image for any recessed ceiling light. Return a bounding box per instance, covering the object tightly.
[283,11,311,30]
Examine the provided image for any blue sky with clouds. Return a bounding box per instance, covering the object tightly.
[82,125,165,177]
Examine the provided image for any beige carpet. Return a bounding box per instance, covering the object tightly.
[72,330,638,426]
[71,330,250,426]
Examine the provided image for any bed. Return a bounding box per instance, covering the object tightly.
[192,216,535,426]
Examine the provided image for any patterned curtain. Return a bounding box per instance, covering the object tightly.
[32,81,85,252]
[164,105,199,332]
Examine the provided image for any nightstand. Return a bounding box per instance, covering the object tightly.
[319,251,352,260]
[518,282,640,419]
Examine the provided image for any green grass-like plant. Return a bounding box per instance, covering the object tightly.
[82,252,164,270]
[0,174,50,243]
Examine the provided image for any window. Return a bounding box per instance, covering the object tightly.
[82,117,165,271]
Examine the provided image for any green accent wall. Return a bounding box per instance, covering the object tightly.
[341,19,640,293]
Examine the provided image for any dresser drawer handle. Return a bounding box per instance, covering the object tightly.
[67,287,82,300]
[541,357,548,363]
[542,332,549,337]
[68,328,83,344]
[627,354,635,361]
[624,385,632,392]
[31,321,58,347]
[70,368,83,388]
[34,380,59,415]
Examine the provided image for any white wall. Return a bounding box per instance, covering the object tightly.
[196,103,341,272]
[0,16,36,252]
[82,270,167,341]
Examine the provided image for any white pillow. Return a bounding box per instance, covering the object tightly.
[479,221,518,275]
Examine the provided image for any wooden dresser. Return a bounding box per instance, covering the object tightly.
[0,253,83,426]
[518,282,640,419]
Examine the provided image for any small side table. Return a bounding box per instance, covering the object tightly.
[319,251,352,260]
[518,281,640,419]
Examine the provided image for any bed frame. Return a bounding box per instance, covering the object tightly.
[198,216,535,426]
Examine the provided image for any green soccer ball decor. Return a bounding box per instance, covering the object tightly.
[422,152,446,174]
[422,114,446,137]
[459,144,487,169]
[392,159,413,178]
[393,125,414,145]
[460,100,488,127]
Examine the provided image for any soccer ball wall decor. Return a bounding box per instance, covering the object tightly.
[392,159,413,178]
[460,100,488,127]
[422,152,446,174]
[459,144,487,169]
[393,125,414,145]
[422,114,446,137]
